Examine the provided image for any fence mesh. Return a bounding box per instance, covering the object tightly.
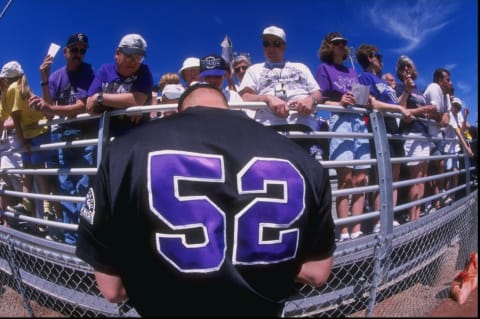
[1,105,478,317]
[0,191,476,317]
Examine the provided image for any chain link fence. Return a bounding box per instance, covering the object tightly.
[1,104,478,317]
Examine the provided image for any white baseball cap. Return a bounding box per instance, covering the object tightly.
[0,61,24,78]
[118,33,147,56]
[452,97,463,108]
[179,57,200,74]
[262,26,286,43]
[162,84,185,100]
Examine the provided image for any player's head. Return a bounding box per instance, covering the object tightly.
[177,82,228,111]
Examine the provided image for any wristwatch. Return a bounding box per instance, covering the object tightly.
[96,92,104,106]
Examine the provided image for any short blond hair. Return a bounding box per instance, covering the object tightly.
[158,73,180,92]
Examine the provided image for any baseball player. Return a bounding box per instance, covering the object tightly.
[76,83,336,316]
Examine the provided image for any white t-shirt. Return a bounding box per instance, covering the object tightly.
[223,88,255,118]
[239,61,320,130]
[223,88,243,104]
[423,83,449,138]
[444,110,461,154]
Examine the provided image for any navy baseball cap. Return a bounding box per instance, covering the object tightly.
[199,54,228,77]
[66,33,89,48]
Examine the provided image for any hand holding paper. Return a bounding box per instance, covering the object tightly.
[47,43,61,59]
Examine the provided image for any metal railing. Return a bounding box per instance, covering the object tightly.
[0,103,478,317]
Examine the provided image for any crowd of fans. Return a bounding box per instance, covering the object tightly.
[0,26,476,244]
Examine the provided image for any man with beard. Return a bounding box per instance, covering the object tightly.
[29,32,96,244]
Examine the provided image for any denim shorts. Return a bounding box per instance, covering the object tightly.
[329,113,371,169]
[22,132,56,166]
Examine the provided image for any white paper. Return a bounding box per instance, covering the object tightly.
[352,84,370,106]
[47,43,61,58]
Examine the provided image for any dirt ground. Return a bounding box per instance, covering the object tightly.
[425,288,477,317]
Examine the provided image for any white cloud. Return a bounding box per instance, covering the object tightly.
[444,64,457,71]
[455,81,470,94]
[367,0,458,53]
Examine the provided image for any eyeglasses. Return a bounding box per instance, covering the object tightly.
[262,40,283,48]
[234,65,248,73]
[331,39,347,46]
[369,52,383,61]
[69,47,87,55]
[119,49,145,63]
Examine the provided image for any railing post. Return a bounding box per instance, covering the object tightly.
[366,110,394,316]
[5,236,35,317]
[369,110,394,233]
[96,112,111,169]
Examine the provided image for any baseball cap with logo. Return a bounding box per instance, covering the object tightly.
[262,26,286,43]
[118,34,147,56]
[0,61,24,79]
[162,84,185,100]
[199,54,229,77]
[66,32,89,48]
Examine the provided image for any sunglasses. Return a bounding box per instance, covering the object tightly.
[262,40,283,48]
[69,47,87,55]
[331,39,347,46]
[369,52,383,60]
[234,65,248,73]
[119,49,145,63]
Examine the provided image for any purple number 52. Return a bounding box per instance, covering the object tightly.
[148,151,305,273]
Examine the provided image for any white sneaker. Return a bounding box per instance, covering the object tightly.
[442,195,453,206]
[393,220,400,226]
[350,231,363,239]
[337,233,351,242]
[373,223,380,233]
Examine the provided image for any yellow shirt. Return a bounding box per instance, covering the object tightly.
[0,91,12,121]
[7,82,49,139]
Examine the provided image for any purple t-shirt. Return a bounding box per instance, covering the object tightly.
[315,63,359,102]
[358,71,400,134]
[49,63,95,105]
[48,62,95,133]
[88,63,153,135]
[88,63,153,97]
[358,72,397,104]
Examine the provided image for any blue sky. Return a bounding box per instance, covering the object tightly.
[0,0,477,125]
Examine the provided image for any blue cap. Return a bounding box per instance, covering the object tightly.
[200,54,228,77]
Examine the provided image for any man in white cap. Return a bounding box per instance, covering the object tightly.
[443,96,473,203]
[239,25,323,134]
[178,57,200,87]
[86,33,153,137]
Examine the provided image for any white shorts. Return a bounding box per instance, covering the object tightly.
[404,133,430,166]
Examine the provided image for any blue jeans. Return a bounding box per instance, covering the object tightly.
[57,129,96,244]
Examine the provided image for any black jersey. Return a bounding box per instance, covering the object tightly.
[76,107,335,317]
